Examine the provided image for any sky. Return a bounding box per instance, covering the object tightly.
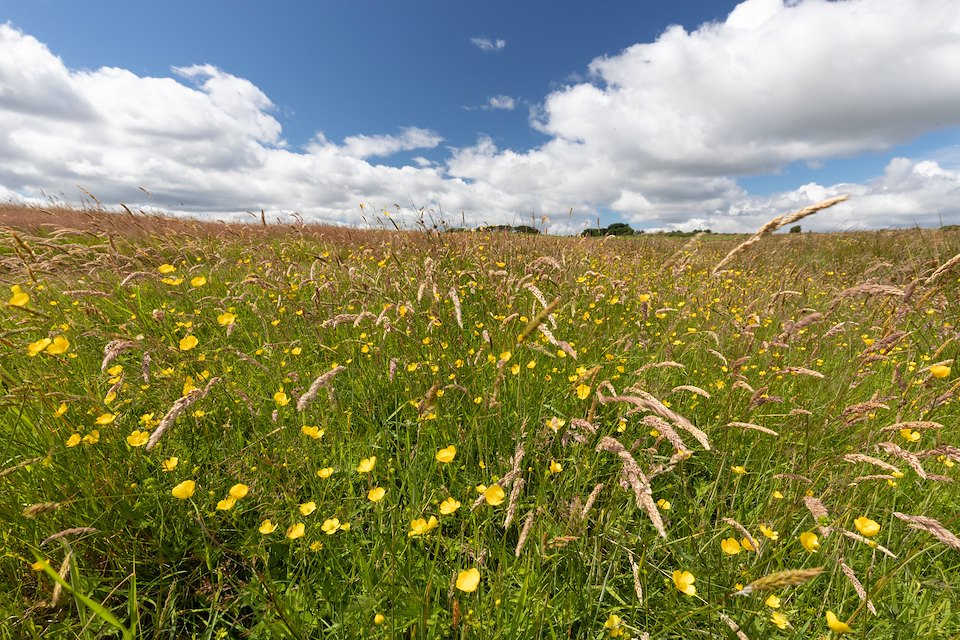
[2,0,960,233]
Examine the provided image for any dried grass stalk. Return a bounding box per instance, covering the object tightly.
[893,512,960,551]
[41,527,98,547]
[843,454,901,474]
[839,559,876,615]
[837,284,905,297]
[925,251,960,285]
[719,613,750,640]
[145,377,221,451]
[297,366,346,411]
[722,517,760,554]
[515,509,536,557]
[839,529,897,557]
[880,421,943,433]
[101,339,139,372]
[876,441,927,479]
[725,421,779,436]
[733,568,823,595]
[712,195,848,275]
[596,437,665,537]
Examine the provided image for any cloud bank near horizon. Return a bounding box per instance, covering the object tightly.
[2,0,960,233]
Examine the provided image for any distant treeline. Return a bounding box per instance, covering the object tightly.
[444,223,718,237]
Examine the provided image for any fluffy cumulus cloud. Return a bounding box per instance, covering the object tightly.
[3,0,960,232]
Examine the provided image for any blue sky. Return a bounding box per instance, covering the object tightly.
[2,0,960,232]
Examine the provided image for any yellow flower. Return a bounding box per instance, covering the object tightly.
[899,428,921,442]
[229,483,249,499]
[672,570,696,596]
[321,517,343,535]
[95,412,116,425]
[930,365,951,379]
[273,390,289,407]
[44,336,70,355]
[8,285,29,307]
[455,567,480,593]
[54,403,68,418]
[161,457,179,472]
[30,559,50,572]
[259,519,277,534]
[825,611,852,634]
[368,487,386,502]
[731,465,746,475]
[286,523,305,539]
[299,501,317,516]
[179,335,198,351]
[190,276,207,287]
[66,433,81,447]
[576,383,591,400]
[374,613,385,625]
[217,312,237,326]
[771,490,784,499]
[82,430,100,445]
[439,497,461,515]
[158,264,176,274]
[740,537,756,552]
[759,524,779,540]
[603,614,625,637]
[216,497,237,511]
[854,516,880,537]
[27,338,52,356]
[317,467,334,478]
[720,537,742,555]
[435,445,457,463]
[799,531,820,552]
[126,430,149,447]
[301,425,324,439]
[408,516,439,537]
[356,456,376,473]
[656,498,671,510]
[764,594,781,609]
[171,480,196,500]
[549,459,563,474]
[484,484,505,506]
[771,611,790,630]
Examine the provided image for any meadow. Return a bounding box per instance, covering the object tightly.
[1,201,959,639]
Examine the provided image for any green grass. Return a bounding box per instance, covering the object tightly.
[2,213,960,638]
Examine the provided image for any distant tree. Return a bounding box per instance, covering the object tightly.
[789,225,802,234]
[605,223,635,236]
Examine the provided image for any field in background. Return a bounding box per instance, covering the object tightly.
[2,203,959,639]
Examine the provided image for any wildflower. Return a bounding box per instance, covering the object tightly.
[800,531,820,552]
[765,594,781,609]
[158,264,176,274]
[656,498,671,510]
[258,519,277,534]
[930,365,951,379]
[740,537,756,552]
[8,285,29,307]
[604,614,625,637]
[30,559,50,572]
[299,501,317,516]
[286,523,305,539]
[190,276,207,287]
[27,338,52,356]
[216,497,236,511]
[455,568,480,593]
[273,390,289,407]
[435,445,456,463]
[439,497,461,515]
[321,517,343,535]
[126,430,149,447]
[759,524,779,540]
[854,516,880,537]
[576,383,591,400]
[357,456,376,473]
[179,335,198,351]
[217,312,237,326]
[771,490,784,499]
[549,459,563,474]
[82,430,100,445]
[171,480,196,500]
[317,467,334,478]
[899,428,921,442]
[66,433,81,447]
[720,537,742,555]
[95,413,116,425]
[301,425,324,439]
[731,465,746,475]
[672,570,696,596]
[771,611,790,629]
[161,457,179,472]
[229,483,249,499]
[374,613,385,625]
[484,484,505,506]
[825,611,852,634]
[368,487,386,502]
[54,403,68,418]
[546,417,566,432]
[408,516,439,537]
[45,336,70,355]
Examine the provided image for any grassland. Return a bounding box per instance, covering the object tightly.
[2,203,959,639]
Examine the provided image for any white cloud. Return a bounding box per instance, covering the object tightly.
[470,37,506,52]
[3,1,960,233]
[484,95,516,111]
